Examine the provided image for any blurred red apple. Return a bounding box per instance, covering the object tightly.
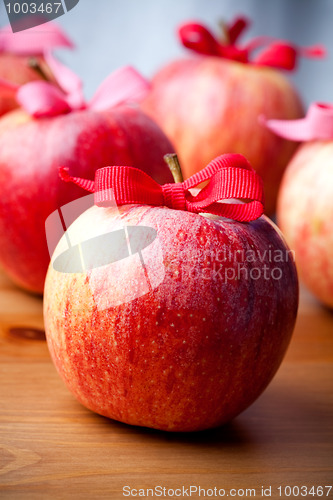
[43,154,298,432]
[264,103,333,308]
[0,23,73,116]
[142,16,324,214]
[0,66,174,294]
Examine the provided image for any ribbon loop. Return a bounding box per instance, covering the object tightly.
[254,42,298,70]
[59,153,265,222]
[89,66,150,111]
[178,23,222,57]
[227,17,249,45]
[178,21,248,62]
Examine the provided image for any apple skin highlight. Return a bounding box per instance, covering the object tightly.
[44,204,298,432]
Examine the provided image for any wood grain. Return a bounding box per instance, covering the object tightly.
[0,270,332,499]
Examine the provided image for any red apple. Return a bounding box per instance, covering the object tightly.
[277,142,333,308]
[0,23,73,116]
[142,17,324,214]
[0,68,174,294]
[43,155,298,432]
[263,103,333,308]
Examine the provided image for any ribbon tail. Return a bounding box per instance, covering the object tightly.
[261,102,333,141]
[89,66,150,111]
[197,200,264,222]
[226,16,250,44]
[260,115,312,141]
[301,44,326,58]
[253,41,326,71]
[59,165,163,207]
[59,167,95,192]
[0,22,74,56]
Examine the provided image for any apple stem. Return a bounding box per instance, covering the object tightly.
[218,20,230,45]
[164,154,184,183]
[28,58,50,82]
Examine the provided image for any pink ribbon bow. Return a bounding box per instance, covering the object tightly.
[0,22,73,55]
[0,53,150,118]
[262,103,333,141]
[178,16,325,70]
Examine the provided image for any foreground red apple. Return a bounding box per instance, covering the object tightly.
[0,66,174,294]
[264,103,333,308]
[43,154,298,432]
[0,23,73,116]
[142,16,324,214]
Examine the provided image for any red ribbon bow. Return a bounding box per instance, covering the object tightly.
[261,102,333,141]
[178,16,325,70]
[59,154,265,222]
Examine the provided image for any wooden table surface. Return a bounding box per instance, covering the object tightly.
[0,269,332,500]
